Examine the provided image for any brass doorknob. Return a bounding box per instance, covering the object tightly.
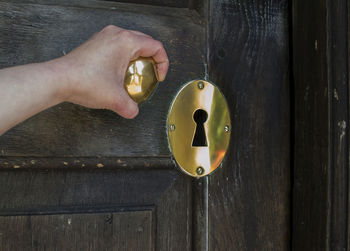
[124,57,159,103]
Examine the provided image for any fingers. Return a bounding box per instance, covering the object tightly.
[130,35,169,82]
[129,30,153,39]
[102,26,169,81]
[153,48,169,82]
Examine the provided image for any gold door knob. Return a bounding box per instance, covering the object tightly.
[124,57,159,104]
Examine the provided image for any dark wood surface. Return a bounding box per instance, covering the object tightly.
[104,0,189,8]
[2,0,350,249]
[0,1,205,158]
[0,169,193,250]
[207,0,290,250]
[0,211,153,250]
[0,156,174,169]
[0,1,201,250]
[0,0,293,250]
[292,0,350,250]
[0,169,173,214]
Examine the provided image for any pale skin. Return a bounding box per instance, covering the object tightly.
[0,25,169,135]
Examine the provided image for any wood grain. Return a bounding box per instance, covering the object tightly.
[293,0,350,250]
[0,0,294,250]
[0,156,174,169]
[0,169,177,214]
[7,0,190,8]
[0,1,205,158]
[0,211,153,250]
[103,0,189,8]
[0,169,192,250]
[207,0,290,250]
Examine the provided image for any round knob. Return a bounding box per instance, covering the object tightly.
[124,57,159,104]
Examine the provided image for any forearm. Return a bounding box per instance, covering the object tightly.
[0,25,168,135]
[0,61,64,135]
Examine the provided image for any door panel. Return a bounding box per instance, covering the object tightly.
[1,211,153,250]
[0,1,204,157]
[0,2,200,249]
[0,169,192,250]
[0,0,290,250]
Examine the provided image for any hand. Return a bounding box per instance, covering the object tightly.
[52,25,169,119]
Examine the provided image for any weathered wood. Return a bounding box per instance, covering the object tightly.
[4,0,199,15]
[192,178,208,251]
[293,0,350,250]
[189,0,208,19]
[0,169,176,214]
[0,1,205,158]
[327,1,349,250]
[5,0,208,18]
[104,0,189,8]
[0,211,153,250]
[0,156,174,169]
[0,0,294,250]
[0,169,192,250]
[207,0,290,250]
[156,173,193,251]
[292,2,329,250]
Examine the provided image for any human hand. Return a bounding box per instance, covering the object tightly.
[51,25,169,119]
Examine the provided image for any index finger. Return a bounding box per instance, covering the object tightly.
[131,35,169,82]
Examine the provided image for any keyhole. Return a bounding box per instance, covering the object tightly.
[192,109,208,147]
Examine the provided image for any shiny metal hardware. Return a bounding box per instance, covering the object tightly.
[167,80,231,178]
[124,57,159,103]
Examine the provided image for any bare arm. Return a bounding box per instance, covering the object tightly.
[0,25,169,135]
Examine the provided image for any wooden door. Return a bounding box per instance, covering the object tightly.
[0,0,290,250]
[292,0,350,250]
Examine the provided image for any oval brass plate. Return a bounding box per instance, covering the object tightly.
[167,80,231,177]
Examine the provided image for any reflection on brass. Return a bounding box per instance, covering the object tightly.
[167,80,231,178]
[124,57,159,103]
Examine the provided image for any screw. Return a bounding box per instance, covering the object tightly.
[196,166,204,175]
[169,124,176,131]
[224,125,230,132]
[197,81,205,89]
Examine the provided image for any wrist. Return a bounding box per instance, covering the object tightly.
[44,57,73,103]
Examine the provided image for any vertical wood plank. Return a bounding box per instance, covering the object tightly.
[208,0,290,250]
[328,1,349,250]
[292,0,330,249]
[156,174,193,251]
[293,0,349,250]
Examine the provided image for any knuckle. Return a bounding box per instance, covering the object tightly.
[154,40,164,48]
[118,30,136,46]
[118,30,133,40]
[102,25,117,33]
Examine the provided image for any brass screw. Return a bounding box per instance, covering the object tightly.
[197,81,205,89]
[224,125,230,132]
[169,124,176,131]
[196,166,204,175]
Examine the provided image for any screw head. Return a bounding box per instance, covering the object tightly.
[197,81,205,89]
[169,124,176,131]
[196,166,204,175]
[224,125,230,132]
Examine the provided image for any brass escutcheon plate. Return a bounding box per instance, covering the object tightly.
[167,80,231,178]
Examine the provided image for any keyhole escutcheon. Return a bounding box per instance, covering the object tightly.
[192,109,208,147]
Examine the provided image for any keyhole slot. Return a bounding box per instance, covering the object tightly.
[192,109,208,147]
